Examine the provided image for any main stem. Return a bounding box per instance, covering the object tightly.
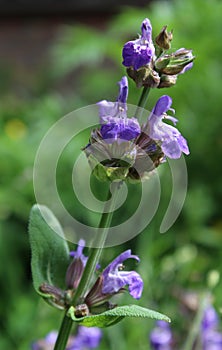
[54,83,150,350]
[54,182,120,350]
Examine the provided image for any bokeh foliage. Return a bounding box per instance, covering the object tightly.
[1,0,222,348]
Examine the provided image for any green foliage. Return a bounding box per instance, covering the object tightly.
[28,205,70,296]
[68,305,170,328]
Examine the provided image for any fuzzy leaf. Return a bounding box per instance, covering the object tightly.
[28,205,70,298]
[68,305,170,328]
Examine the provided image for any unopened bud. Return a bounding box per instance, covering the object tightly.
[155,25,173,50]
[155,55,171,71]
[39,283,66,309]
[158,74,177,88]
[66,258,84,289]
[160,48,195,75]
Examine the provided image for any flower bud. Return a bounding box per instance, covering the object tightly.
[158,74,177,88]
[155,25,173,50]
[39,283,66,309]
[155,55,171,71]
[160,49,195,75]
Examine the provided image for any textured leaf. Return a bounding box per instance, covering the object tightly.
[68,305,170,328]
[28,205,70,297]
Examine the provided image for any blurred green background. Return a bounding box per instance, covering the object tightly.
[1,0,222,348]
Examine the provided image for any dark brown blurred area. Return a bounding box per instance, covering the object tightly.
[0,1,151,94]
[0,0,150,17]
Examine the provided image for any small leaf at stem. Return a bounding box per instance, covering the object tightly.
[68,305,171,328]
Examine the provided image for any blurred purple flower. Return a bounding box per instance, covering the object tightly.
[31,331,58,350]
[202,305,219,331]
[150,320,173,350]
[203,330,222,350]
[32,327,102,350]
[98,76,141,143]
[201,304,222,350]
[122,18,155,70]
[147,95,189,158]
[101,250,143,299]
[69,327,102,350]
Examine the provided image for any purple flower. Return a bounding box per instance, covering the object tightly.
[31,331,58,350]
[84,77,189,182]
[32,327,102,350]
[122,18,155,70]
[101,250,143,300]
[147,95,189,159]
[150,321,173,350]
[66,239,88,289]
[70,326,102,350]
[202,305,219,331]
[98,76,141,143]
[201,304,222,350]
[203,330,222,350]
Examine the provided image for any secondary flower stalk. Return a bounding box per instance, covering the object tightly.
[122,18,195,88]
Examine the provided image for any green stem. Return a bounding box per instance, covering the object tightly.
[135,86,151,118]
[72,181,121,304]
[53,181,120,350]
[54,314,73,350]
[183,294,209,350]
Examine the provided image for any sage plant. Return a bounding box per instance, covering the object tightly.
[29,17,194,350]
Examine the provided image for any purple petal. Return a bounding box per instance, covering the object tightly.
[97,100,119,126]
[179,62,193,75]
[97,77,129,124]
[100,116,141,143]
[152,95,172,117]
[141,18,152,42]
[70,239,87,266]
[118,76,128,104]
[148,96,189,159]
[122,18,155,70]
[122,41,153,70]
[101,250,143,299]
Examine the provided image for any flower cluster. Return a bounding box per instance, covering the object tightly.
[32,326,102,350]
[84,76,189,182]
[69,241,143,315]
[40,240,143,315]
[122,18,195,88]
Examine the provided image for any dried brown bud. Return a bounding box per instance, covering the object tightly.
[155,25,173,50]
